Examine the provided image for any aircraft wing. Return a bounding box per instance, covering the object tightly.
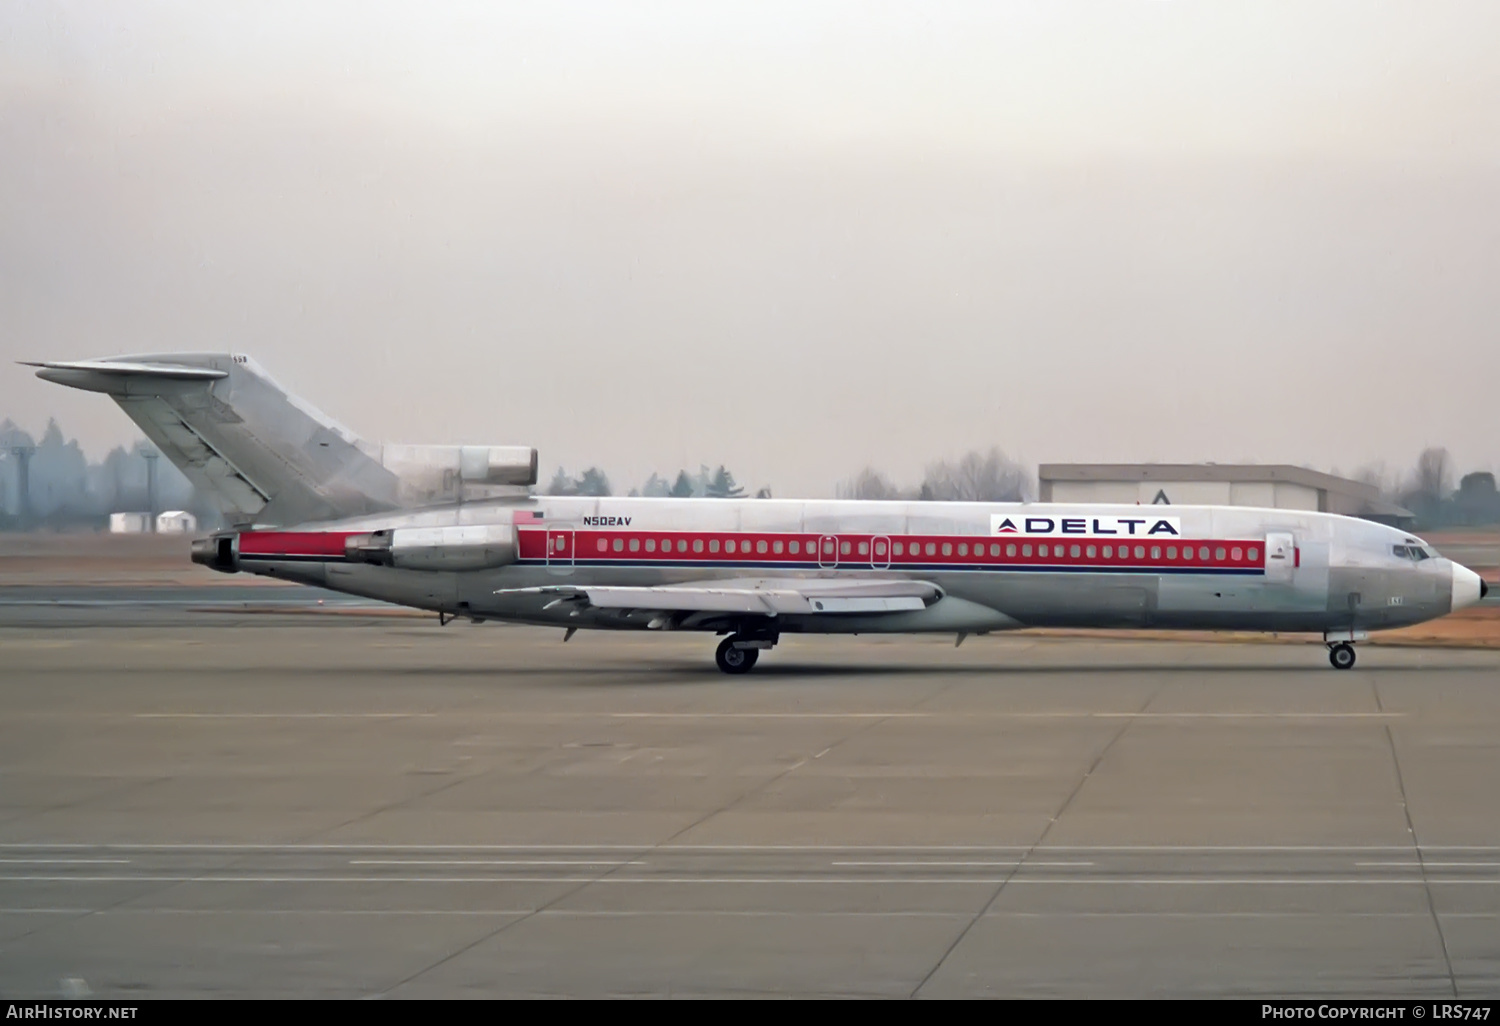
[495,577,941,617]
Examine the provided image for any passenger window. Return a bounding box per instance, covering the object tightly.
[773,540,784,554]
[629,538,640,552]
[1038,544,1049,557]
[1005,544,1015,557]
[612,538,624,552]
[726,540,736,554]
[756,540,767,554]
[840,541,851,555]
[991,543,1001,557]
[957,543,968,556]
[893,542,903,556]
[1215,547,1226,561]
[1086,545,1096,558]
[1199,546,1209,560]
[1022,544,1032,557]
[597,538,607,552]
[1070,545,1081,558]
[1248,547,1259,561]
[1231,547,1242,561]
[925,542,937,556]
[859,541,870,555]
[677,539,687,553]
[1102,545,1112,558]
[1134,546,1145,558]
[1166,546,1176,559]
[789,541,799,554]
[825,540,836,554]
[941,543,953,556]
[693,539,704,553]
[707,539,718,553]
[1150,546,1160,559]
[645,538,656,552]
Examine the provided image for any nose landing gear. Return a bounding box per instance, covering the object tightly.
[1323,630,1366,670]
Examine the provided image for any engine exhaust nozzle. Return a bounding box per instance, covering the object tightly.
[190,534,240,574]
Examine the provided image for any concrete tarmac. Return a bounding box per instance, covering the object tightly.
[3,616,1500,998]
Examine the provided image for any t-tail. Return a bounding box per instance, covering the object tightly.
[25,353,537,528]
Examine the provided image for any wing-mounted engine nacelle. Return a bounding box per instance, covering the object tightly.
[344,524,518,571]
[190,533,240,574]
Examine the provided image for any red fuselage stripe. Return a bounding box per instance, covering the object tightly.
[518,529,1265,569]
[230,528,1268,571]
[237,531,355,558]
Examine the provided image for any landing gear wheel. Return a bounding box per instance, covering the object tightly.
[1329,643,1356,670]
[715,637,759,675]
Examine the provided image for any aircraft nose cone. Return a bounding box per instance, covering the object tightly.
[1483,578,1490,600]
[1452,564,1484,611]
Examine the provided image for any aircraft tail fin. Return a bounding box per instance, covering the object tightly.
[26,354,403,527]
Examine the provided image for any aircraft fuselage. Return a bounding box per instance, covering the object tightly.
[195,497,1486,670]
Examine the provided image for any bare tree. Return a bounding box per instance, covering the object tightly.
[1415,447,1452,500]
[920,447,1031,502]
[1350,462,1394,499]
[837,467,906,500]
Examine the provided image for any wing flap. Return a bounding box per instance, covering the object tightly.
[495,578,940,616]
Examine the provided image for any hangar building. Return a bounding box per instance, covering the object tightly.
[1037,464,1414,528]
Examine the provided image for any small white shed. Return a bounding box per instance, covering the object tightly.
[156,510,197,534]
[109,511,151,533]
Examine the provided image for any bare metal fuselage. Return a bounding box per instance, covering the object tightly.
[217,496,1470,638]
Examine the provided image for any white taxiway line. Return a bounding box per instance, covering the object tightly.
[0,859,131,865]
[6,908,1500,919]
[348,860,637,867]
[132,713,438,719]
[1357,862,1500,868]
[599,712,1404,720]
[8,843,1500,852]
[831,861,1095,868]
[3,874,1500,885]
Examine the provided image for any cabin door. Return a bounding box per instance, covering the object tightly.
[546,527,575,576]
[817,535,839,569]
[1265,532,1296,584]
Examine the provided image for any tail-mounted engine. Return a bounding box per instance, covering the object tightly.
[343,524,517,571]
[192,524,518,574]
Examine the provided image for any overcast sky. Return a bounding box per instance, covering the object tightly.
[3,2,1498,497]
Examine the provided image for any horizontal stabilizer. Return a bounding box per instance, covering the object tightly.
[21,360,229,386]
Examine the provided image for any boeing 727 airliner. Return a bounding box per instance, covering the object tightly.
[28,354,1488,673]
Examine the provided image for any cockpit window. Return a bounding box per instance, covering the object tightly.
[1393,544,1432,561]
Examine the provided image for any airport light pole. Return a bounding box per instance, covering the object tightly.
[142,448,159,533]
[9,445,34,529]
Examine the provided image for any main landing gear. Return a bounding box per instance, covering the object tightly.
[715,633,777,675]
[1328,643,1356,670]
